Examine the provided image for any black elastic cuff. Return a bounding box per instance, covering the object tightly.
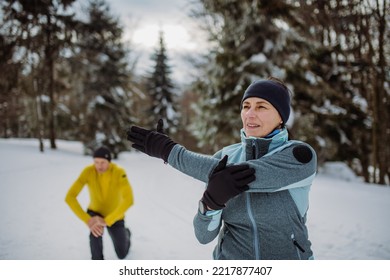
[202,191,225,210]
[162,141,177,162]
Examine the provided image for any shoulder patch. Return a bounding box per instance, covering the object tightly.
[292,145,313,163]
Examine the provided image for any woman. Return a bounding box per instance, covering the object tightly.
[127,77,317,260]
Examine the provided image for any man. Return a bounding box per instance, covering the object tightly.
[65,146,134,260]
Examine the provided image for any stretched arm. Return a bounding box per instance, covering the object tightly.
[169,143,316,192]
[167,145,220,182]
[244,143,317,192]
[127,120,221,181]
[127,122,316,192]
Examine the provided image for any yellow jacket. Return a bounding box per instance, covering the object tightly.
[65,162,134,227]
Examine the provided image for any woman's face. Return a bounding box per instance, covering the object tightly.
[241,97,282,138]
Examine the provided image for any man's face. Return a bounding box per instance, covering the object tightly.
[94,158,110,174]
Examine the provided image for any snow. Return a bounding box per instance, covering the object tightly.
[0,138,390,260]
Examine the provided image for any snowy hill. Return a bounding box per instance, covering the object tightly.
[0,138,389,260]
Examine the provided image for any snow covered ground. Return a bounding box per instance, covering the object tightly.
[0,138,389,260]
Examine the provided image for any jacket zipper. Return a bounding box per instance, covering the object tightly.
[246,193,260,259]
[246,141,260,259]
[291,233,305,259]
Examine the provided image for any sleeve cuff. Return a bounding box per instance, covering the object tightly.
[204,209,222,217]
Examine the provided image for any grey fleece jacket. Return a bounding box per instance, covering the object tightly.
[167,128,317,260]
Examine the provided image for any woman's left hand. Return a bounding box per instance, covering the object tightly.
[202,155,256,210]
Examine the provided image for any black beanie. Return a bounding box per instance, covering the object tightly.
[241,80,291,124]
[93,146,111,162]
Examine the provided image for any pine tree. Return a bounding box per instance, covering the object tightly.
[145,31,178,135]
[190,0,389,184]
[291,0,389,184]
[189,0,312,151]
[74,0,135,158]
[1,0,78,150]
[0,35,21,138]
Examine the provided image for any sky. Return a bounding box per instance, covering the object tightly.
[102,0,209,84]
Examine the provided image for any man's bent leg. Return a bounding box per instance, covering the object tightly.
[87,209,104,260]
[107,220,131,259]
[89,233,104,260]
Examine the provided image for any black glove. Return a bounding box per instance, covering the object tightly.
[127,119,177,162]
[202,155,255,210]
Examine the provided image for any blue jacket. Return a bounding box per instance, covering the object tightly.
[168,128,317,260]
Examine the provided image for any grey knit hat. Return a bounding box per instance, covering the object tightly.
[241,80,291,124]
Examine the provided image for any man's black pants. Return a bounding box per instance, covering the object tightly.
[87,209,131,260]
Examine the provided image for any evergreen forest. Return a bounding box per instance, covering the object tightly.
[0,0,389,185]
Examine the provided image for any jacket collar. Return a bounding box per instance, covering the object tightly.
[240,128,289,159]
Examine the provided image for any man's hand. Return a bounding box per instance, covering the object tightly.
[127,119,177,162]
[88,216,106,238]
[202,155,256,210]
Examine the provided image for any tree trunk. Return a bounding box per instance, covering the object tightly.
[46,13,57,149]
[375,0,389,185]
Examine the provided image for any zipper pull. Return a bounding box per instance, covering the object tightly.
[252,142,256,159]
[291,233,305,252]
[293,240,306,253]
